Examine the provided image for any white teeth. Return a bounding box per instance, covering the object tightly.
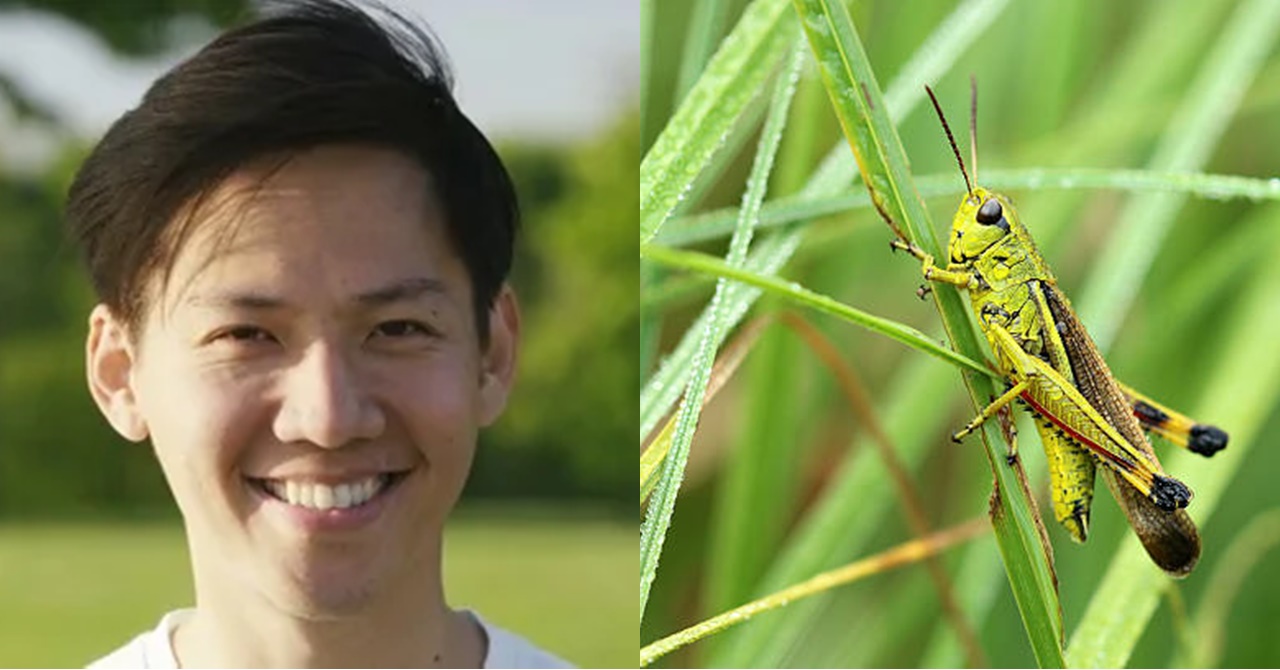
[334,483,352,508]
[299,481,315,508]
[262,476,386,510]
[314,485,334,510]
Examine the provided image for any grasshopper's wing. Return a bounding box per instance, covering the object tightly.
[1098,468,1200,576]
[1041,283,1201,575]
[1118,382,1228,457]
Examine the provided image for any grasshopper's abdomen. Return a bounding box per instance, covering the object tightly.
[1030,416,1096,543]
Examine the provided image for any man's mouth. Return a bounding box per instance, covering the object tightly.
[248,472,409,511]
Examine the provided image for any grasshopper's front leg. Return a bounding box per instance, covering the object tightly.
[889,240,982,290]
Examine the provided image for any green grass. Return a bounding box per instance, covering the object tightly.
[0,511,633,668]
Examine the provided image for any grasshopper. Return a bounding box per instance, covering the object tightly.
[886,85,1228,576]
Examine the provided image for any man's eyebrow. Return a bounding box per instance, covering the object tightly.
[186,292,287,310]
[354,277,450,306]
[186,278,449,310]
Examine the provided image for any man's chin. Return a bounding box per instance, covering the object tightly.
[272,578,382,620]
[264,555,390,618]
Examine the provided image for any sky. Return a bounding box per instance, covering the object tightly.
[0,1,638,170]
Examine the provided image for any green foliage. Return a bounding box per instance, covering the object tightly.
[642,0,1280,667]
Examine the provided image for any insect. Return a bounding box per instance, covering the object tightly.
[886,83,1228,576]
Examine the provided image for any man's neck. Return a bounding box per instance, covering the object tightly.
[172,572,485,667]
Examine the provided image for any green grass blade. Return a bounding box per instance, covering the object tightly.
[641,243,989,378]
[792,0,1066,664]
[697,45,809,629]
[639,0,794,244]
[791,0,936,250]
[639,38,801,622]
[642,519,987,667]
[798,0,1010,201]
[696,38,807,623]
[639,414,673,503]
[640,232,801,441]
[658,169,1280,247]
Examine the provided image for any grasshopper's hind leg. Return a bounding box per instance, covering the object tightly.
[984,321,1192,510]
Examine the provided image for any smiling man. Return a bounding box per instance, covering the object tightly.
[70,1,568,667]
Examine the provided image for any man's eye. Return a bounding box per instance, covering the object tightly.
[216,326,275,343]
[372,320,433,339]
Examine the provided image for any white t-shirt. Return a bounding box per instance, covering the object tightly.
[88,608,572,669]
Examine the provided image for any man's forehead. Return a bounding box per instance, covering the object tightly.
[177,150,441,250]
[147,146,458,317]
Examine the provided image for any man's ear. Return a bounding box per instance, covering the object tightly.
[86,304,149,442]
[477,284,520,427]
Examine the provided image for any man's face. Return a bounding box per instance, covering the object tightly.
[88,145,517,616]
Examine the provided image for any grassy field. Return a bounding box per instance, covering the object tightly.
[0,510,633,668]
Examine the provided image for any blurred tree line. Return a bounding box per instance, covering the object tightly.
[0,0,636,517]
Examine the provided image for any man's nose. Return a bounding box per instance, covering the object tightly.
[272,342,384,448]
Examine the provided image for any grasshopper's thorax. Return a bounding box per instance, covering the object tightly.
[948,187,1058,358]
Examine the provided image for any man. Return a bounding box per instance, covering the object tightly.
[71,1,569,666]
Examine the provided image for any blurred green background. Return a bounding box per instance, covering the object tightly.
[0,1,636,667]
[643,0,1280,667]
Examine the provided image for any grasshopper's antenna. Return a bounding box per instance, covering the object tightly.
[925,85,973,198]
[969,75,979,188]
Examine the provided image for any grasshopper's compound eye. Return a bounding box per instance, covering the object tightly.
[976,198,1003,225]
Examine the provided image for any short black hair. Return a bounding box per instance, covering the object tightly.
[66,0,518,342]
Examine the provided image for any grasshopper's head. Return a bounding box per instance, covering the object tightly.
[948,186,1016,266]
